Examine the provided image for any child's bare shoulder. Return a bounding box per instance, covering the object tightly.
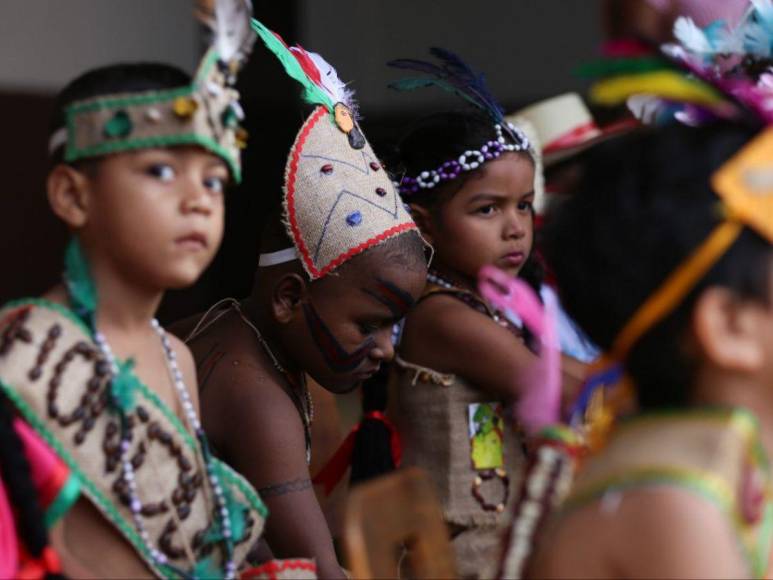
[531,486,747,578]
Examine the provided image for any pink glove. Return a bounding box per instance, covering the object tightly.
[478,265,560,435]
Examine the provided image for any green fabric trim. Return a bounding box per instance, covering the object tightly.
[753,502,773,577]
[2,298,90,334]
[44,472,81,528]
[215,458,268,518]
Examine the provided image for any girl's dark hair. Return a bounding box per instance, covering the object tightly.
[50,62,191,164]
[349,366,396,486]
[394,109,544,302]
[0,393,64,578]
[543,122,771,410]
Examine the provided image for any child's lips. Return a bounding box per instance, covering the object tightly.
[175,232,209,250]
[499,251,525,267]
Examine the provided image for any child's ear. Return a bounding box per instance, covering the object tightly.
[408,203,435,245]
[47,164,92,228]
[271,273,307,324]
[692,287,764,372]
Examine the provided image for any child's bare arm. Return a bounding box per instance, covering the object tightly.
[206,364,345,578]
[403,295,549,400]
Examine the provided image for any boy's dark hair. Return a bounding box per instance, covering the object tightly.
[50,62,191,165]
[543,122,772,410]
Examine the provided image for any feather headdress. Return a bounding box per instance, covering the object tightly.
[251,19,355,112]
[250,17,417,279]
[49,0,255,182]
[387,47,518,138]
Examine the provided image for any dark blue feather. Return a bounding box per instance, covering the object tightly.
[387,47,506,125]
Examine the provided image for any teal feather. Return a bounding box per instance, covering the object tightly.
[192,555,221,578]
[111,359,139,411]
[389,78,484,111]
[251,18,334,111]
[63,239,98,325]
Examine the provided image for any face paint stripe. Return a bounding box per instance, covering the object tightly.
[303,303,374,373]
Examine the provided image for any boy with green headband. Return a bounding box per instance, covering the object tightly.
[0,3,297,577]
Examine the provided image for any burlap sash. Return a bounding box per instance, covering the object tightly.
[0,299,266,577]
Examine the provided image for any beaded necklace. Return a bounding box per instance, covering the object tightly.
[63,241,237,579]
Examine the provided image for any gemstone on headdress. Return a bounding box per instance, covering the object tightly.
[144,108,162,123]
[375,187,387,197]
[321,164,334,175]
[103,110,133,139]
[235,127,248,149]
[173,96,198,119]
[346,211,363,227]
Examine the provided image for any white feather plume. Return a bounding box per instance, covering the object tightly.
[674,17,713,53]
[212,0,254,64]
[305,50,357,113]
[627,94,667,124]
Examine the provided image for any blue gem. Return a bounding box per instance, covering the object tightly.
[346,211,363,227]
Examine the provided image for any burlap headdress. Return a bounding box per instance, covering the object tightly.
[252,19,417,280]
[48,0,255,182]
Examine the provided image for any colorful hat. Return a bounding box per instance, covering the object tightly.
[252,19,417,280]
[386,48,538,201]
[507,93,638,167]
[48,0,255,182]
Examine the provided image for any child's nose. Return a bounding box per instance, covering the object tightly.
[370,329,395,362]
[181,181,213,215]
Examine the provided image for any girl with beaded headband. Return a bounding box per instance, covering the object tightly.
[171,18,427,580]
[364,48,582,578]
[0,2,311,578]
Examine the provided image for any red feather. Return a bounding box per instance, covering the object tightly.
[290,45,323,88]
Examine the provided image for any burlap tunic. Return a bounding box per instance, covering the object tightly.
[391,286,525,578]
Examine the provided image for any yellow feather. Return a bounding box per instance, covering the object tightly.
[589,71,723,106]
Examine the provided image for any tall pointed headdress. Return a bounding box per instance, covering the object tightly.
[48,0,255,182]
[251,19,417,280]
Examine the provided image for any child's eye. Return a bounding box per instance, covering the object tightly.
[518,200,533,212]
[147,164,176,182]
[204,176,226,193]
[358,322,380,336]
[476,204,497,216]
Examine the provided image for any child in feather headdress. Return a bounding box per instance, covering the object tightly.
[0,2,288,577]
[371,48,586,578]
[526,8,773,577]
[172,19,427,579]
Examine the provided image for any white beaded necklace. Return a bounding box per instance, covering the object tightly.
[92,320,236,578]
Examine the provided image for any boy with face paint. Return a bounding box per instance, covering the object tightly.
[173,20,427,578]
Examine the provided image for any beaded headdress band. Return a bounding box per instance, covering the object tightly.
[387,48,535,197]
[251,19,417,280]
[48,0,255,182]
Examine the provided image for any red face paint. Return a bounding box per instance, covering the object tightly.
[303,302,374,373]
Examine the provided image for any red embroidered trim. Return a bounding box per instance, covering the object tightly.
[241,559,317,580]
[284,106,417,279]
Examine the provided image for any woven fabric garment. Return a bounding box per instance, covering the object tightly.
[0,300,267,577]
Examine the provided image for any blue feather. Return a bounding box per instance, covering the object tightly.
[387,47,507,126]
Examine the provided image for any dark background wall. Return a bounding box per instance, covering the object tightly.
[0,0,603,321]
